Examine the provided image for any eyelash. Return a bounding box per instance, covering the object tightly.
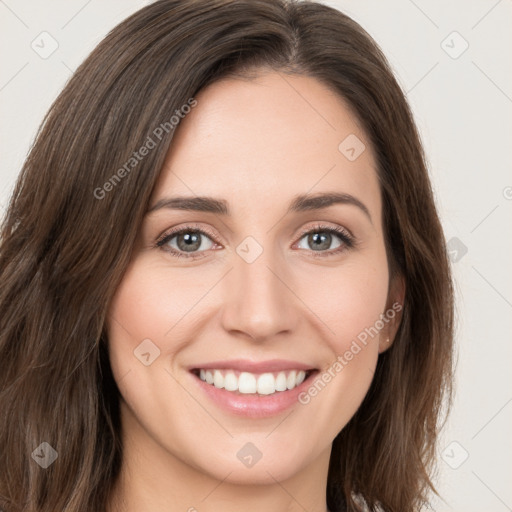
[155,223,355,260]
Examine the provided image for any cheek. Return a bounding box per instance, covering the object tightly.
[301,257,389,355]
[291,255,389,430]
[106,259,206,357]
[104,259,220,456]
[293,284,387,448]
[104,258,199,413]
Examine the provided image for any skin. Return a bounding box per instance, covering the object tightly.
[106,70,404,512]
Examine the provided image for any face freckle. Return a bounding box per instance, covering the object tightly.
[106,70,401,493]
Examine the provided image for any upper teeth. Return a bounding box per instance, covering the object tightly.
[198,369,307,395]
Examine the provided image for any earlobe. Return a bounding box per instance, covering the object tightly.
[378,319,398,354]
[379,273,406,353]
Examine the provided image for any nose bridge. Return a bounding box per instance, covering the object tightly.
[221,240,297,340]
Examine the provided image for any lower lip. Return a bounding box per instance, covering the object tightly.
[189,371,318,418]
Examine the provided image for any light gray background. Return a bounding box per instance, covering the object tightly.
[1,1,511,510]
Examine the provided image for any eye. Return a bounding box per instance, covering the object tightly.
[156,223,355,259]
[156,225,217,259]
[294,224,355,256]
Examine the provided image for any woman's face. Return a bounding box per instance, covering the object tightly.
[107,70,401,486]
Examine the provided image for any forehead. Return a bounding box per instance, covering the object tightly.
[153,71,380,223]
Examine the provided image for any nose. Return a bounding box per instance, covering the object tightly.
[220,246,299,341]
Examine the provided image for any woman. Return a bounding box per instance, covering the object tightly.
[0,1,454,511]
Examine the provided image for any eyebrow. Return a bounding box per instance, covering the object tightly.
[147,192,372,223]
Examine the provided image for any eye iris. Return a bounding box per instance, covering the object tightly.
[308,232,331,251]
[177,231,201,252]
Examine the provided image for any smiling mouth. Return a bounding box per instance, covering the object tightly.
[190,368,318,396]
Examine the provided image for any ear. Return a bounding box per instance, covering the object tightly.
[378,273,406,354]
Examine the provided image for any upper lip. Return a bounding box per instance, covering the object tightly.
[189,359,317,373]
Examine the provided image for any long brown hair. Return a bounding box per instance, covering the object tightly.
[0,1,454,510]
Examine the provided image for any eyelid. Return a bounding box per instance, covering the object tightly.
[294,222,354,244]
[155,223,221,251]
